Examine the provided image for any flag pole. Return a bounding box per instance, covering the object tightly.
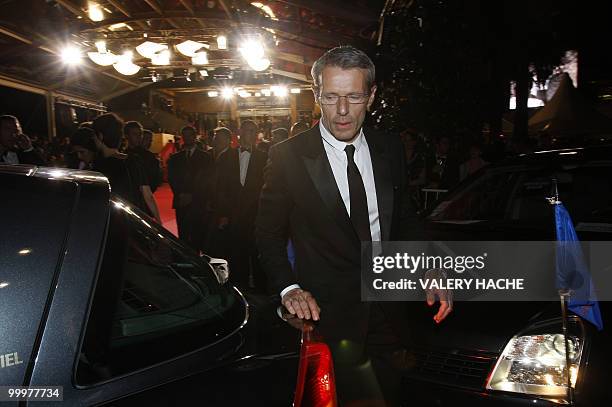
[549,178,574,406]
[559,290,575,405]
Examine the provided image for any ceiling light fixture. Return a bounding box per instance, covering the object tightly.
[208,90,219,97]
[290,88,301,94]
[191,51,209,65]
[217,35,227,50]
[239,39,265,62]
[151,49,170,65]
[221,87,233,99]
[109,22,128,31]
[247,57,270,71]
[136,41,168,59]
[88,40,116,66]
[88,2,104,22]
[239,38,270,71]
[176,40,209,57]
[88,51,116,66]
[272,85,288,97]
[113,51,140,75]
[199,69,209,77]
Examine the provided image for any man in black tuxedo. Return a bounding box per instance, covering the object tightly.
[168,125,213,250]
[256,46,452,406]
[214,120,267,290]
[0,115,45,165]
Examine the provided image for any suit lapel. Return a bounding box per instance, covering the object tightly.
[301,127,358,244]
[364,128,393,241]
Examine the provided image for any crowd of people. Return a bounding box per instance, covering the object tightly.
[0,111,312,294]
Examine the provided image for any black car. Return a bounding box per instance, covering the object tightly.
[401,146,612,406]
[0,165,326,406]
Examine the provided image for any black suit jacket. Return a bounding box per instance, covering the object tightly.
[167,148,213,209]
[256,125,412,343]
[214,147,267,228]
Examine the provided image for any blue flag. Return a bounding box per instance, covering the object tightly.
[555,203,604,331]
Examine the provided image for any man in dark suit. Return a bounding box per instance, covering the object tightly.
[168,125,213,250]
[138,128,163,193]
[214,120,267,290]
[256,46,452,406]
[0,115,45,165]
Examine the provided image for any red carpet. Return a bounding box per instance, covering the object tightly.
[154,183,178,236]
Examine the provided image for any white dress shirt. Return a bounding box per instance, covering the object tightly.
[239,148,251,186]
[280,120,381,298]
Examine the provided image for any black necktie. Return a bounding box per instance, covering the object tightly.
[345,144,371,242]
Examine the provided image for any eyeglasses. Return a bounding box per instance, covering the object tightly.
[319,93,370,105]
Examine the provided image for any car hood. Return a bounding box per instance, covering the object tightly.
[406,301,561,354]
[407,220,562,354]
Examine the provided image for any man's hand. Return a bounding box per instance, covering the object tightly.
[424,268,454,324]
[281,288,320,321]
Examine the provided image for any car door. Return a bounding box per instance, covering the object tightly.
[27,196,261,406]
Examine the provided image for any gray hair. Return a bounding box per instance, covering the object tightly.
[311,45,376,92]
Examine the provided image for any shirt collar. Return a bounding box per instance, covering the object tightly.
[319,119,365,154]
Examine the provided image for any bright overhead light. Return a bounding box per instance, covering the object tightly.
[217,35,227,50]
[262,88,271,96]
[176,40,209,57]
[199,69,209,77]
[221,87,233,99]
[191,51,209,65]
[248,57,270,71]
[136,41,168,58]
[61,46,82,65]
[113,51,140,75]
[254,92,261,97]
[238,90,251,98]
[239,39,269,71]
[151,49,170,65]
[273,86,288,97]
[88,2,104,21]
[239,39,265,62]
[290,88,301,94]
[208,90,219,97]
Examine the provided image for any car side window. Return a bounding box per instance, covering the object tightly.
[429,170,519,221]
[76,199,245,385]
[509,165,612,224]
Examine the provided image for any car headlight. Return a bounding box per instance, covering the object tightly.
[486,333,583,401]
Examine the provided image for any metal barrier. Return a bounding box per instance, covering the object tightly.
[421,188,448,210]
